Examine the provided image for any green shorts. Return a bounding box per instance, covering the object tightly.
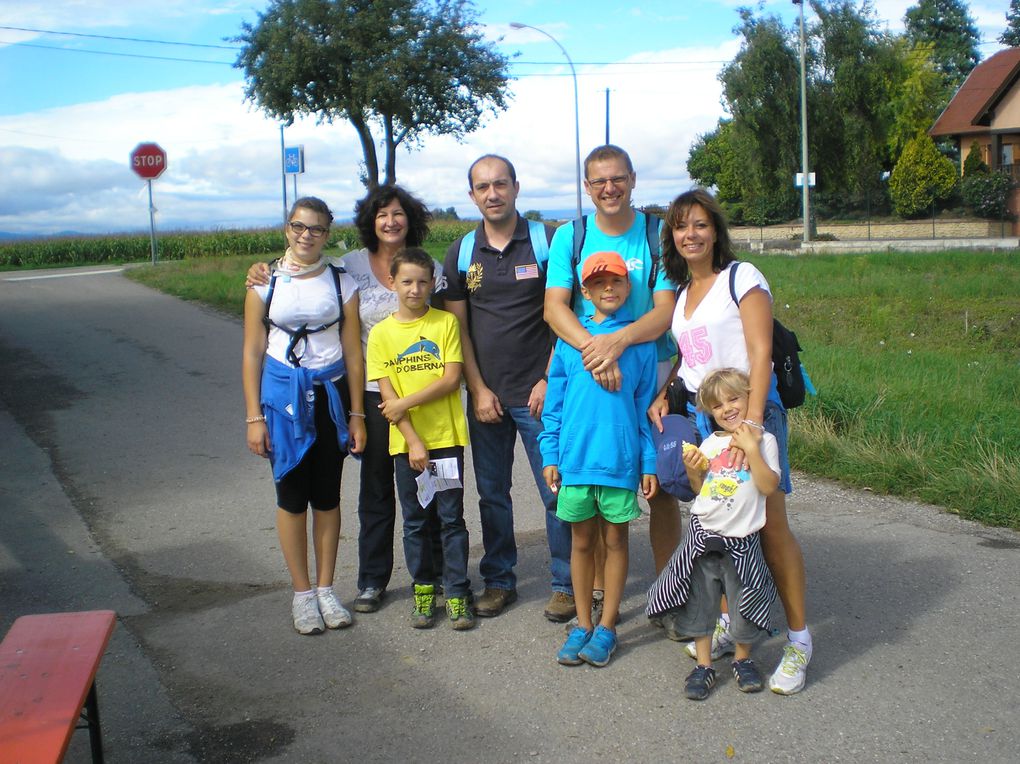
[556,485,641,525]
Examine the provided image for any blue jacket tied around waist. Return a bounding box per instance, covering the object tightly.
[261,355,349,481]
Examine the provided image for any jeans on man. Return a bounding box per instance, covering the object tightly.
[467,404,572,594]
[394,446,470,598]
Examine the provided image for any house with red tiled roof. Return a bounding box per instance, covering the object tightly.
[930,48,1020,230]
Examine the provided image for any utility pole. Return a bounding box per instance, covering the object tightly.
[605,88,610,144]
[795,0,811,243]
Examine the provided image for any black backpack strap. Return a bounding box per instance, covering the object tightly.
[728,261,740,305]
[645,212,661,290]
[263,262,345,367]
[570,215,587,311]
[261,258,280,332]
[327,262,345,336]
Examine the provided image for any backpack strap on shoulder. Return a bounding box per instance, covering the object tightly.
[569,215,588,311]
[527,219,550,271]
[262,262,279,332]
[457,230,478,278]
[645,212,662,290]
[728,260,740,305]
[327,262,345,335]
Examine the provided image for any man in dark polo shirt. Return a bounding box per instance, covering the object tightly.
[434,154,574,621]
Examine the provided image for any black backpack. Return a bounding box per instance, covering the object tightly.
[727,262,806,409]
[263,261,346,367]
[569,211,661,310]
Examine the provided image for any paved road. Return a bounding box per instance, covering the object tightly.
[1,265,1017,763]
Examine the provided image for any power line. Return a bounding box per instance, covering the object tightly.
[0,24,239,49]
[2,40,233,65]
[0,24,724,68]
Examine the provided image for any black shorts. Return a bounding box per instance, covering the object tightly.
[275,379,350,514]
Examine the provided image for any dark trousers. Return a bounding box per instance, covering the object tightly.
[394,446,470,598]
[357,391,441,590]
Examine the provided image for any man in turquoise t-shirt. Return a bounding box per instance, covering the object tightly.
[544,144,680,579]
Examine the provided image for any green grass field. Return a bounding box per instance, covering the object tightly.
[1,231,1005,529]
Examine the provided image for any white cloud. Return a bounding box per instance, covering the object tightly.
[0,32,733,237]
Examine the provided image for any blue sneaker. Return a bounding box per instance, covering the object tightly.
[578,625,617,667]
[557,627,592,665]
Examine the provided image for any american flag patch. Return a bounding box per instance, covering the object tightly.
[515,263,539,280]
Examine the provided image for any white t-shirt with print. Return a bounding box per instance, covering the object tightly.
[672,261,773,393]
[692,431,780,538]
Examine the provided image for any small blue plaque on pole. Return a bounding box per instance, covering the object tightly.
[284,146,305,175]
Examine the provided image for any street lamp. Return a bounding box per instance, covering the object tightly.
[793,0,810,243]
[510,22,583,220]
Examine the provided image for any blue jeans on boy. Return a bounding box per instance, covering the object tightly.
[394,446,470,599]
[467,404,573,595]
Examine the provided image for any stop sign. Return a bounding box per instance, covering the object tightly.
[130,142,167,180]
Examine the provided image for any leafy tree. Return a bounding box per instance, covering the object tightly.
[886,40,946,160]
[889,132,958,216]
[809,1,900,214]
[432,206,460,220]
[522,210,543,221]
[1000,0,1020,47]
[904,0,980,91]
[717,9,802,222]
[961,172,1012,218]
[686,120,757,217]
[962,140,989,176]
[235,0,510,188]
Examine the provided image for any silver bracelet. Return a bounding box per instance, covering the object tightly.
[349,412,366,418]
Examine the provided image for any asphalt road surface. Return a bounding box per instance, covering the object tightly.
[1,266,1017,763]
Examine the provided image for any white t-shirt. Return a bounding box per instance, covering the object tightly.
[672,261,773,392]
[692,431,780,538]
[253,266,358,372]
[338,249,439,393]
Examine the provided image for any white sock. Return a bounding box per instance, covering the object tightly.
[788,627,811,648]
[293,589,315,603]
[316,586,334,597]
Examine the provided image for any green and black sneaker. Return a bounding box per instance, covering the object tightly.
[411,583,436,629]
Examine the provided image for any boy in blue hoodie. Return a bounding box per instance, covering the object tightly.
[540,251,659,667]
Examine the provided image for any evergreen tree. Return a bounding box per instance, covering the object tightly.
[904,0,981,91]
[1001,0,1020,47]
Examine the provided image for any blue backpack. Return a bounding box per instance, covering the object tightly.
[457,219,551,277]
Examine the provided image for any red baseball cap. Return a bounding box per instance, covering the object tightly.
[581,251,628,284]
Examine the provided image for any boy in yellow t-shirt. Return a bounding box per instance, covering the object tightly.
[366,248,473,631]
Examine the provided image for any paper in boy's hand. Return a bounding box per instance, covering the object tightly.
[415,457,463,508]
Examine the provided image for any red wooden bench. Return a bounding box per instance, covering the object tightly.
[0,610,116,763]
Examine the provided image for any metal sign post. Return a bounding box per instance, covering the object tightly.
[284,145,305,204]
[130,143,167,265]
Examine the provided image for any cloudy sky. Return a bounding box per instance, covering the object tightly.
[0,1,1009,237]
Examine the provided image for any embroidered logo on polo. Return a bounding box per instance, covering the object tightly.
[466,262,483,292]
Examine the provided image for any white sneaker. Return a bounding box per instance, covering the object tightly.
[769,641,812,695]
[292,595,325,635]
[685,618,736,660]
[317,589,353,629]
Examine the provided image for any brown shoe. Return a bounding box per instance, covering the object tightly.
[543,591,576,623]
[474,587,518,617]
